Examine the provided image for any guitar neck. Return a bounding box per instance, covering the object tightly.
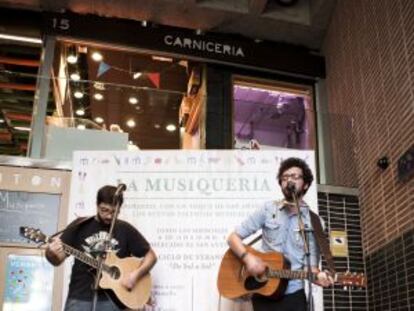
[61,243,108,271]
[267,269,317,282]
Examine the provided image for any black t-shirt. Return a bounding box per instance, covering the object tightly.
[60,217,150,308]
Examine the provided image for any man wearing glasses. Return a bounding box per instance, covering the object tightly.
[227,157,332,311]
[46,185,157,311]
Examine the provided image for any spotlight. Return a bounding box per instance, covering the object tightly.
[129,97,138,105]
[126,119,136,128]
[94,93,104,101]
[166,124,176,132]
[67,53,78,64]
[94,117,104,124]
[74,91,84,99]
[91,51,103,62]
[75,109,85,116]
[377,156,390,170]
[141,20,148,27]
[70,73,81,81]
[133,72,142,79]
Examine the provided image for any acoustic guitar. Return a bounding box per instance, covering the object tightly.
[20,226,151,310]
[217,246,366,300]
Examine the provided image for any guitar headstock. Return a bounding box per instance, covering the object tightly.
[335,272,366,288]
[19,227,48,244]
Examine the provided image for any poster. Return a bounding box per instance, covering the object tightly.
[66,150,321,311]
[3,254,54,311]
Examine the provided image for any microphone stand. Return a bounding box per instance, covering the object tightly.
[292,190,314,311]
[91,187,124,311]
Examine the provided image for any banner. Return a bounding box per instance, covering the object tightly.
[66,150,322,311]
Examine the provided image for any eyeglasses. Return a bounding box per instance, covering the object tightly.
[281,173,303,181]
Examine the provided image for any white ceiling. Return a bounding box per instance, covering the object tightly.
[0,0,337,50]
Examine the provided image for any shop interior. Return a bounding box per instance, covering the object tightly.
[233,79,315,150]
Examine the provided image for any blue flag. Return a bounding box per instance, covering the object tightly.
[97,62,111,77]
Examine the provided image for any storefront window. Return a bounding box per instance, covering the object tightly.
[233,78,315,150]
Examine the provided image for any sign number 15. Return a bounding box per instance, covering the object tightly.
[52,18,70,31]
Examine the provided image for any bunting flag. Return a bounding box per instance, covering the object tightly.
[97,61,111,77]
[147,72,160,88]
[96,60,161,88]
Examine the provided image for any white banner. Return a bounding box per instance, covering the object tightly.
[67,150,322,311]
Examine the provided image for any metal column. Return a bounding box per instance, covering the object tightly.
[28,35,56,158]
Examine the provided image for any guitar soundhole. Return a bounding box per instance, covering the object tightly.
[109,266,121,279]
[244,276,267,290]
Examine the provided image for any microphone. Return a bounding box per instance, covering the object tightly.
[114,183,127,197]
[286,182,296,194]
[112,183,127,206]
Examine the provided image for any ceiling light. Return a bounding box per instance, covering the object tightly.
[166,124,176,132]
[195,29,203,35]
[0,118,5,123]
[67,54,78,64]
[70,73,81,81]
[94,117,104,124]
[77,124,86,130]
[75,109,85,116]
[154,123,160,129]
[152,55,173,62]
[129,97,138,105]
[133,72,142,79]
[0,33,42,45]
[94,93,104,101]
[74,91,84,99]
[13,126,31,131]
[126,119,136,128]
[91,51,103,62]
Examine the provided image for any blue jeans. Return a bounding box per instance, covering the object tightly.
[64,298,122,311]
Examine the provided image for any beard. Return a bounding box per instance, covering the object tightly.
[97,214,111,225]
[282,186,305,201]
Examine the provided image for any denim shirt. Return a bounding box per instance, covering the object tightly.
[235,200,321,295]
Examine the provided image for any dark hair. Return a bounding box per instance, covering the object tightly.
[96,185,123,206]
[277,157,314,190]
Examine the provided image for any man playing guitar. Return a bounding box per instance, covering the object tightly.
[46,185,157,311]
[227,158,333,311]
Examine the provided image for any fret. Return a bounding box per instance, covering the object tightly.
[62,244,110,272]
[268,269,315,281]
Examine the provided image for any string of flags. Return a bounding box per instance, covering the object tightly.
[97,61,160,88]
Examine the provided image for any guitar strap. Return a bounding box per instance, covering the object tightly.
[49,216,94,238]
[309,211,336,274]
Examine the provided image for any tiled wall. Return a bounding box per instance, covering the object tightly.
[365,229,414,310]
[318,188,368,310]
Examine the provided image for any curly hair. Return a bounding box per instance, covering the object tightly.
[96,185,123,206]
[277,157,314,191]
